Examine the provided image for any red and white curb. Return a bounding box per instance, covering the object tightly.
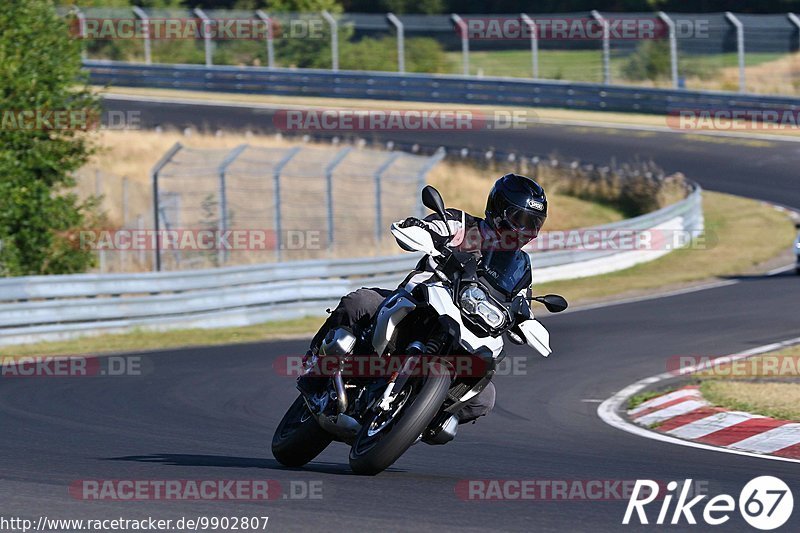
[598,336,800,464]
[628,385,800,460]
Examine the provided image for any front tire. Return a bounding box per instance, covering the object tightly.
[272,395,333,467]
[349,362,450,475]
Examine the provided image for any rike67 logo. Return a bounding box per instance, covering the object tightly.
[623,477,793,530]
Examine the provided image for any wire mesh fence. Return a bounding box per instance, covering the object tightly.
[65,8,800,96]
[75,143,442,273]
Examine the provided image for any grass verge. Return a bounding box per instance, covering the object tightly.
[4,190,794,358]
[696,344,800,421]
[627,388,677,410]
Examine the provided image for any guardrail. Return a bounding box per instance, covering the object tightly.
[0,186,702,347]
[85,60,800,115]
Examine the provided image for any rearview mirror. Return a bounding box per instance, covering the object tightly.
[532,294,569,313]
[422,185,447,220]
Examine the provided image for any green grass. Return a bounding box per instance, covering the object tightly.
[628,388,677,410]
[1,317,323,358]
[445,49,784,86]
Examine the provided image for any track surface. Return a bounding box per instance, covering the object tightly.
[1,98,799,531]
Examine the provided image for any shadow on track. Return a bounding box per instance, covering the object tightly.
[105,454,407,475]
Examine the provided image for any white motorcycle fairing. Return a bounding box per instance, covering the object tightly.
[371,283,505,359]
[422,282,505,359]
[517,319,552,357]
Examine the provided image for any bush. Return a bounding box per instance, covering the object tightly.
[535,159,687,217]
[339,36,447,73]
[620,40,672,82]
[0,0,100,276]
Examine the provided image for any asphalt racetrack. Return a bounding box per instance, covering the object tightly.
[0,96,798,531]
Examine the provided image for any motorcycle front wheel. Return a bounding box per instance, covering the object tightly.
[272,395,333,467]
[349,361,450,475]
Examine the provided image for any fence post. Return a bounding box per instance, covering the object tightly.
[373,152,401,244]
[591,10,611,85]
[451,14,470,76]
[72,7,87,61]
[217,144,248,265]
[132,6,151,65]
[416,148,446,218]
[725,12,746,93]
[789,13,800,53]
[150,142,183,271]
[255,10,275,68]
[122,176,129,227]
[194,8,213,67]
[273,147,302,261]
[386,13,405,73]
[324,147,352,251]
[658,12,679,89]
[321,11,339,71]
[136,214,145,268]
[520,13,538,79]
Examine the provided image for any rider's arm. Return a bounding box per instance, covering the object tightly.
[397,209,466,248]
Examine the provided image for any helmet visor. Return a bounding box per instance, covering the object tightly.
[503,205,545,237]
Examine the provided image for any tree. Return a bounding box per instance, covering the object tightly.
[0,0,100,276]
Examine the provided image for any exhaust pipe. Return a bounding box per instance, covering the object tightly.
[334,370,348,413]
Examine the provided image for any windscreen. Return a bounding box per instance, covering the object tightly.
[480,250,531,296]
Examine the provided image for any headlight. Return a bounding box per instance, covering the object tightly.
[459,285,506,329]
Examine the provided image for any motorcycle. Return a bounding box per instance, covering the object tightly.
[272,185,568,475]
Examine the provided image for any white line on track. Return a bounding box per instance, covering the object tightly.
[597,336,800,465]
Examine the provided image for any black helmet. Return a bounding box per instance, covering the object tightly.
[485,174,547,243]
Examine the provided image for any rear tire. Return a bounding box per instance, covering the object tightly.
[272,395,333,467]
[349,362,450,475]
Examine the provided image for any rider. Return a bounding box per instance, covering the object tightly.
[300,173,548,424]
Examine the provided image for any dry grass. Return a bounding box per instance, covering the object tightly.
[701,381,800,421]
[694,345,800,381]
[426,159,623,230]
[694,53,800,96]
[77,129,623,233]
[0,317,323,358]
[694,344,800,420]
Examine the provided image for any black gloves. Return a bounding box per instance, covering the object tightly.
[399,217,427,229]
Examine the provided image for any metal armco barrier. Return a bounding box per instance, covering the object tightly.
[85,61,800,115]
[0,186,702,347]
